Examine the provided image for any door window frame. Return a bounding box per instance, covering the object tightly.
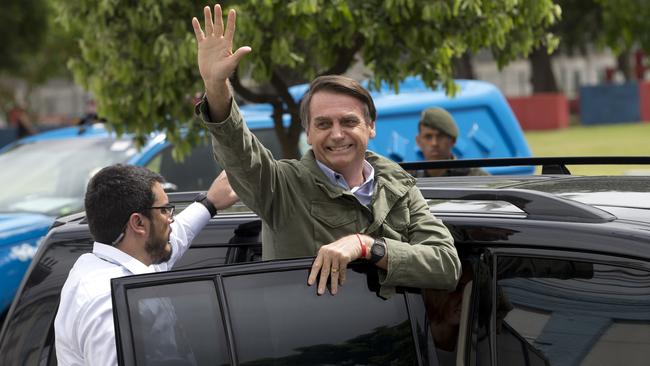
[484,247,650,366]
[112,258,427,366]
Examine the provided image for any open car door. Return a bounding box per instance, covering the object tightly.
[112,258,434,366]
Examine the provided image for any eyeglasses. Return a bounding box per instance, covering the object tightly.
[111,204,175,246]
[146,204,175,218]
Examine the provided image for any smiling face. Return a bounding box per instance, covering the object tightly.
[145,182,173,264]
[306,91,376,179]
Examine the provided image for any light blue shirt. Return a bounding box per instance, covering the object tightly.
[316,159,375,206]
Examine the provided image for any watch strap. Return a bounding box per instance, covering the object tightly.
[370,237,386,264]
[195,193,217,217]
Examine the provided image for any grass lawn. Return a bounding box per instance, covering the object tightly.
[523,122,650,175]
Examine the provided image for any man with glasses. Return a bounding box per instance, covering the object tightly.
[54,164,238,366]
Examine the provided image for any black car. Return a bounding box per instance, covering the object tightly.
[1,158,650,366]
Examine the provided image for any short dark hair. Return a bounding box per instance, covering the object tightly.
[299,75,376,130]
[84,164,164,245]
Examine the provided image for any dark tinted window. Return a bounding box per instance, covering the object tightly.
[126,280,228,366]
[416,258,488,366]
[147,128,286,191]
[146,142,220,192]
[223,269,417,365]
[496,256,650,366]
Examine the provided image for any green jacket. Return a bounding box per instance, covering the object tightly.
[200,100,460,295]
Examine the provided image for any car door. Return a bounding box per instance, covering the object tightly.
[480,248,650,366]
[112,258,433,366]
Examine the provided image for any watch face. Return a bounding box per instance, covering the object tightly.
[372,240,386,256]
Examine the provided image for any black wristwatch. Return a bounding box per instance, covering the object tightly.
[369,237,387,264]
[194,193,217,217]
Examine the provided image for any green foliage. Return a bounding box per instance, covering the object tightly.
[597,0,650,54]
[0,0,77,114]
[0,0,48,74]
[54,0,559,159]
[554,0,603,54]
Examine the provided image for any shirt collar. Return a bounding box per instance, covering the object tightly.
[315,159,375,190]
[92,242,157,275]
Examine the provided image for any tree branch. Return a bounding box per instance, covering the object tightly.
[230,70,279,104]
[320,34,365,76]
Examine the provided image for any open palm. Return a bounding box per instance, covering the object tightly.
[192,4,251,90]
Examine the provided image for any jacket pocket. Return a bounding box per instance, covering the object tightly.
[385,202,410,231]
[311,201,357,245]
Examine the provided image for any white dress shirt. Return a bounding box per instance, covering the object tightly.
[54,202,211,366]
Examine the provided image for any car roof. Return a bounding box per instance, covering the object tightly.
[416,174,650,223]
[14,124,117,141]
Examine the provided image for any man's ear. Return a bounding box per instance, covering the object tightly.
[369,120,376,138]
[127,213,147,236]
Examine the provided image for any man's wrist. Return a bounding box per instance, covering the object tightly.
[194,193,217,217]
[369,237,387,264]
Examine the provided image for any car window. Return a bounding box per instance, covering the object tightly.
[147,128,286,192]
[145,142,220,192]
[496,256,650,366]
[125,280,229,366]
[414,256,490,366]
[0,137,135,216]
[224,269,416,366]
[113,261,421,366]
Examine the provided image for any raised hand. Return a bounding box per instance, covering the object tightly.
[191,4,251,95]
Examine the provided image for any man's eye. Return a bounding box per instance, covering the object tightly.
[160,207,169,214]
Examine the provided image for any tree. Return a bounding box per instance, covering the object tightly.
[528,0,605,93]
[597,0,650,81]
[0,0,48,75]
[529,0,650,93]
[0,0,77,116]
[54,0,560,159]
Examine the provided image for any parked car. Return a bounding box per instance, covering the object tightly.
[1,157,649,366]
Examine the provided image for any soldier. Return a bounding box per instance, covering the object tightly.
[415,107,489,177]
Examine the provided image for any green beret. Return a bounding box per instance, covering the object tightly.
[419,107,458,139]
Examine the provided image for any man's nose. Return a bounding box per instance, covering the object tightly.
[330,123,344,139]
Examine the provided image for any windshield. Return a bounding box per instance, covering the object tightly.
[0,137,137,216]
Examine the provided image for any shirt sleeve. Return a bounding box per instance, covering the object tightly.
[164,202,211,269]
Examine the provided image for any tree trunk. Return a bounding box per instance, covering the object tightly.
[453,52,475,79]
[270,102,302,160]
[529,47,559,93]
[617,49,633,82]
